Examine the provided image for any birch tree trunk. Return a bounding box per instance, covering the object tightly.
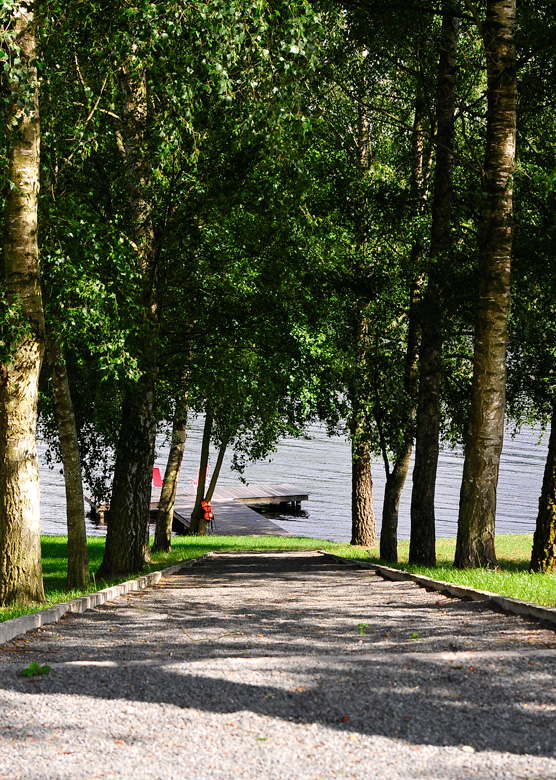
[530,406,556,573]
[190,410,213,535]
[98,64,159,577]
[204,438,228,503]
[350,400,377,547]
[152,395,189,552]
[47,338,89,589]
[455,0,516,568]
[0,2,45,605]
[410,0,458,565]
[380,275,421,561]
[348,69,377,549]
[379,83,427,562]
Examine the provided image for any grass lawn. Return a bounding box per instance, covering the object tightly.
[367,534,556,608]
[0,532,554,624]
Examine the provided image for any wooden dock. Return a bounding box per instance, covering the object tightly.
[152,483,308,536]
[89,483,309,537]
[206,483,308,507]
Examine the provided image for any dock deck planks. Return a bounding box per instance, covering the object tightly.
[89,483,307,536]
[149,483,308,536]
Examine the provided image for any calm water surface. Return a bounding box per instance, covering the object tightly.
[38,421,547,542]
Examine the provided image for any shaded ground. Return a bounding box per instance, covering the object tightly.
[0,550,555,779]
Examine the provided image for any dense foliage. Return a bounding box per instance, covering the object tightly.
[1,0,556,602]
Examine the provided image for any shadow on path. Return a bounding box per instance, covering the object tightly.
[1,551,555,760]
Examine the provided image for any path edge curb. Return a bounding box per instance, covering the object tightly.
[0,552,215,646]
[318,551,556,627]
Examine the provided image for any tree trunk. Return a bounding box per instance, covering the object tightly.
[152,395,189,552]
[98,65,159,577]
[350,402,378,547]
[204,438,228,503]
[48,338,89,589]
[380,275,421,561]
[530,406,556,573]
[455,0,516,569]
[379,79,428,563]
[348,64,377,550]
[0,2,45,606]
[190,410,213,535]
[410,0,459,566]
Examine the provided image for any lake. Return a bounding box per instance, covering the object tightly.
[38,420,547,543]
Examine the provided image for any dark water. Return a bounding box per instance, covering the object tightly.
[38,421,547,543]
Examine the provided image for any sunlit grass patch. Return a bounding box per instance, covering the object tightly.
[367,534,556,608]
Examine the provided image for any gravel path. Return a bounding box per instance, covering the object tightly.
[0,550,555,780]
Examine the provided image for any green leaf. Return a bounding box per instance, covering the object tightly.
[21,661,50,677]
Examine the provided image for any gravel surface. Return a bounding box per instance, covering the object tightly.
[0,550,555,780]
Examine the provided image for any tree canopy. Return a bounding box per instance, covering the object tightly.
[2,0,556,602]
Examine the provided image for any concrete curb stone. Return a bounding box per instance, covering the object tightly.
[0,552,215,646]
[318,550,556,627]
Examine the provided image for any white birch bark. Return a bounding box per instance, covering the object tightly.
[0,2,45,604]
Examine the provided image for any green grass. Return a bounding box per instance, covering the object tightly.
[0,532,555,624]
[367,534,556,608]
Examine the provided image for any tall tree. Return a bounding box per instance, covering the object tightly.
[97,58,159,577]
[455,0,516,568]
[0,1,45,604]
[379,77,429,562]
[507,10,556,571]
[306,9,426,550]
[409,0,459,566]
[96,0,322,574]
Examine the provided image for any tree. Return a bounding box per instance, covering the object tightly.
[97,55,159,577]
[455,0,517,568]
[409,0,459,566]
[35,1,141,581]
[506,13,556,571]
[152,387,189,552]
[0,0,45,604]
[301,8,433,549]
[96,0,323,574]
[46,339,89,589]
